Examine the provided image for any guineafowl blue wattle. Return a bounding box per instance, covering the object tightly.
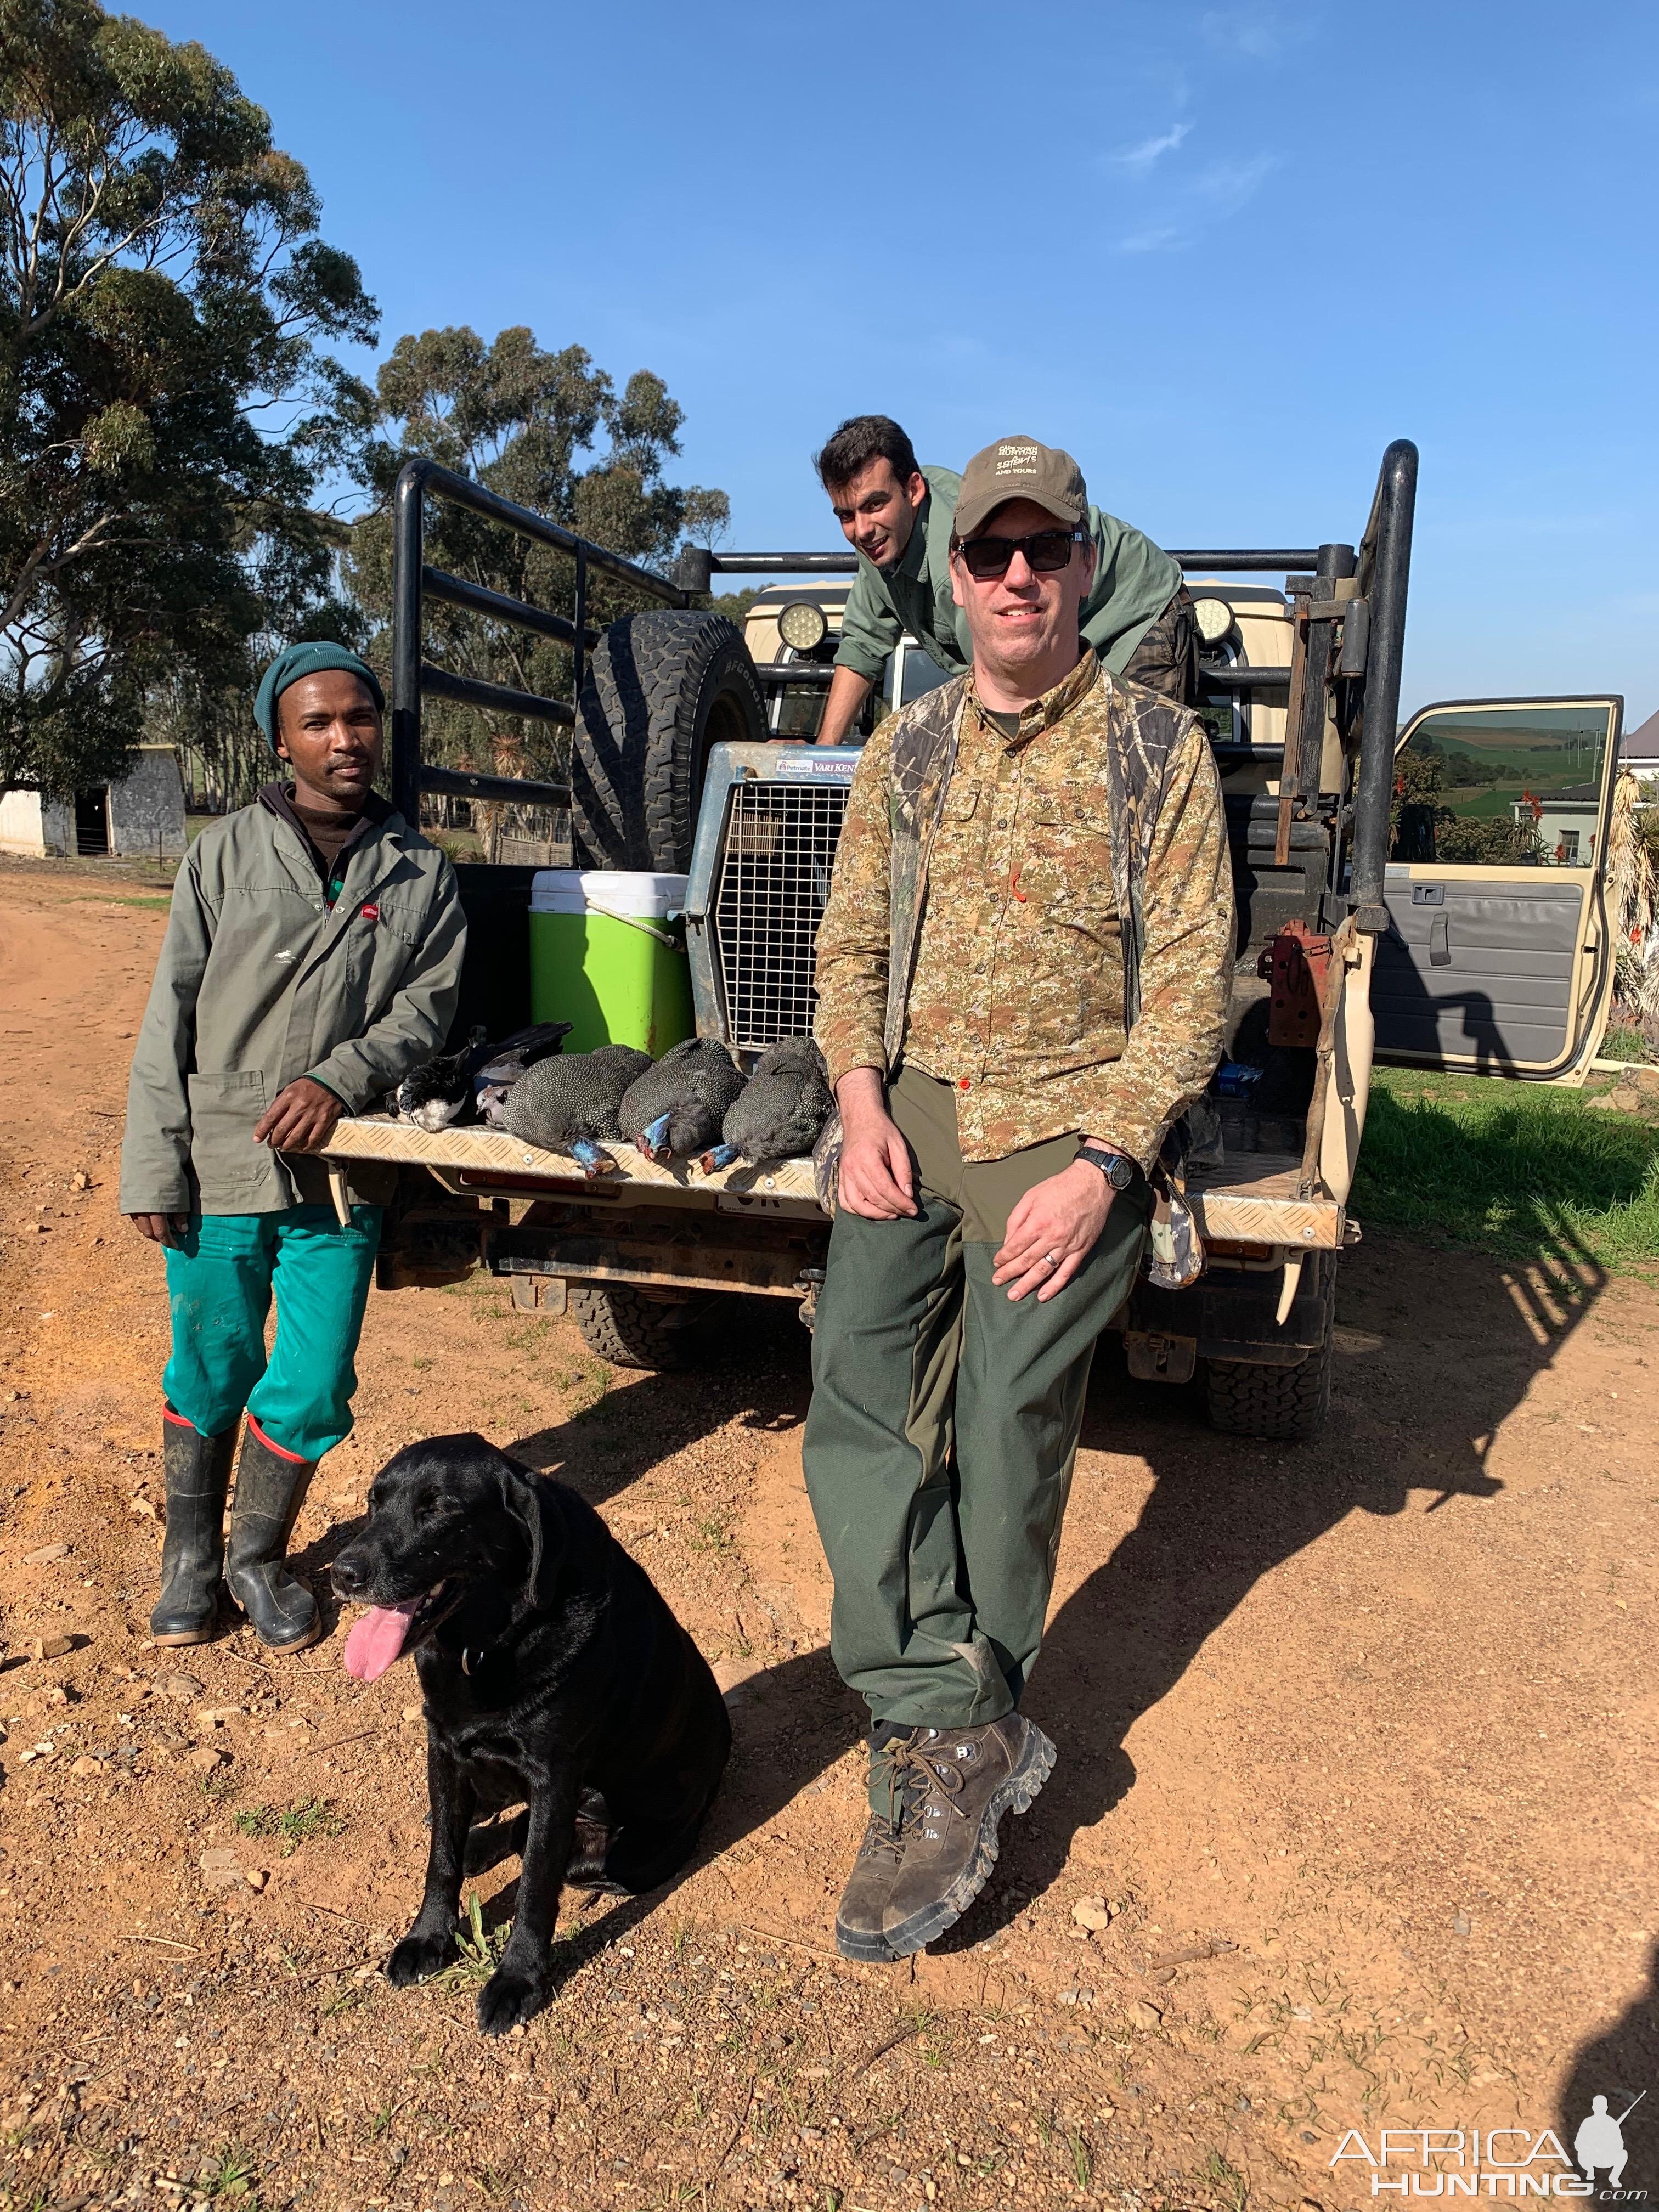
[619,1037,747,1161]
[702,1036,833,1170]
[493,1045,652,1174]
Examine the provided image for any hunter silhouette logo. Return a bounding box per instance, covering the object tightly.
[1576,2095,1644,2193]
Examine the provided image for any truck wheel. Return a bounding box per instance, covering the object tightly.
[568,1284,715,1370]
[570,611,764,872]
[1205,1336,1333,1441]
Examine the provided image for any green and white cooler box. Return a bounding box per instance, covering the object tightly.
[528,870,695,1056]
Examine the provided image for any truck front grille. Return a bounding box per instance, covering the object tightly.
[714,779,849,1049]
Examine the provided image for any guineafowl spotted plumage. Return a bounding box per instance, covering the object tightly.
[699,1036,833,1172]
[619,1037,747,1161]
[491,1045,652,1175]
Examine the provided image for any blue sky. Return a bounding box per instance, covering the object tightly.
[160,1,1659,724]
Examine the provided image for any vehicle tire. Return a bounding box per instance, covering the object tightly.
[568,1284,717,1370]
[569,611,765,873]
[1205,1335,1333,1440]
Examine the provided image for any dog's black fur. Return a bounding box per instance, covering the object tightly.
[331,1433,731,2035]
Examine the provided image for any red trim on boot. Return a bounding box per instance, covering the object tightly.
[162,1406,198,1431]
[245,1414,309,1465]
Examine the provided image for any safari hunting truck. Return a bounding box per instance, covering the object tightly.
[318,443,1624,1440]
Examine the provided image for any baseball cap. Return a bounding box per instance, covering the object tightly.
[953,436,1088,541]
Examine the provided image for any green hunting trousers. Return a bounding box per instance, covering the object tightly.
[803,1065,1150,1741]
[162,1205,383,1464]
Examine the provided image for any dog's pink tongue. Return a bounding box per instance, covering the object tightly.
[343,1598,422,1683]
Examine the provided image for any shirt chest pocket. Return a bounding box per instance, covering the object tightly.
[340,894,420,1010]
[1017,798,1119,946]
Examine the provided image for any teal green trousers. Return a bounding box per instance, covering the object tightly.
[162,1206,382,1463]
[803,1065,1150,1737]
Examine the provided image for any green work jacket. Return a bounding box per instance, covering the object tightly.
[120,797,466,1216]
[833,464,1182,685]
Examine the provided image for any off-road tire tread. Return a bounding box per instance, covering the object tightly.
[568,1284,713,1371]
[570,611,764,873]
[1205,1338,1333,1440]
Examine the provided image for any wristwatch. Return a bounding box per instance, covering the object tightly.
[1074,1142,1137,1192]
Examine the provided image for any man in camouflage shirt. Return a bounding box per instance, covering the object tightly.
[805,436,1233,1962]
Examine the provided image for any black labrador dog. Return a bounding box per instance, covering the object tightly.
[330,1432,731,2035]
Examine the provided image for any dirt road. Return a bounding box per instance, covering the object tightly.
[2,857,1656,2212]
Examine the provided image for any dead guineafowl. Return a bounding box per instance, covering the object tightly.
[698,1036,832,1172]
[487,1044,652,1175]
[619,1036,747,1163]
[397,1021,572,1131]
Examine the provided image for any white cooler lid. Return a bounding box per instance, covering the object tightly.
[530,869,688,917]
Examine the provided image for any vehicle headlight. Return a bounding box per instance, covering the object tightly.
[778,600,828,652]
[1192,596,1235,646]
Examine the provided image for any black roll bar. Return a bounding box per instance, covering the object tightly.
[1347,439,1419,933]
[390,457,688,826]
[676,547,1328,588]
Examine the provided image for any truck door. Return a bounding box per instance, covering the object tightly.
[1370,696,1622,1077]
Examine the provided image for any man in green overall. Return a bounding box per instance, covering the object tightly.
[810,415,1197,747]
[806,437,1233,1959]
[120,643,467,1652]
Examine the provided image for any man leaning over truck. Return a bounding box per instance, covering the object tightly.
[120,642,467,1654]
[810,414,1198,747]
[804,436,1233,1961]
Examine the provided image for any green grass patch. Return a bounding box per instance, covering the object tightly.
[232,1797,345,1854]
[1599,1023,1656,1064]
[1353,1067,1659,1274]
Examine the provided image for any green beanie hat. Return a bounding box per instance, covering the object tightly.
[253,642,385,746]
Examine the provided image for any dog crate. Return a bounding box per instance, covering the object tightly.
[684,742,860,1061]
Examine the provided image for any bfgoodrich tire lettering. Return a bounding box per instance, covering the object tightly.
[570,611,764,873]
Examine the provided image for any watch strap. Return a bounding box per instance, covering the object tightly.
[1075,1142,1137,1190]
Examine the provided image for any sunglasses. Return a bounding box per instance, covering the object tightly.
[952,527,1085,580]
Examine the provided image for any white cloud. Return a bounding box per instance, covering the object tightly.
[1112,121,1192,173]
[1199,7,1308,60]
[1118,224,1187,255]
[1192,151,1280,211]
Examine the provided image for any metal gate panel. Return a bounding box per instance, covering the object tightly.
[713,777,849,1049]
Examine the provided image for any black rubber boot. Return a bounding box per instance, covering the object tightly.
[150,1412,237,1646]
[224,1420,323,1651]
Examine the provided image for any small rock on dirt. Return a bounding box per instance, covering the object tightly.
[163,1673,205,1702]
[1071,1895,1112,1931]
[22,1543,69,1565]
[69,1755,104,1778]
[188,1744,227,1771]
[1128,1999,1164,2029]
[245,1869,268,1892]
[199,1847,244,1889]
[31,1634,75,1660]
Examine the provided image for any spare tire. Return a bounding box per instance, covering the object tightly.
[570,610,764,872]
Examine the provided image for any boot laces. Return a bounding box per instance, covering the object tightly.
[874,1730,973,1832]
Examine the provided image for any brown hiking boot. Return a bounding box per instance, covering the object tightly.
[834,1726,928,1962]
[834,1809,907,1962]
[879,1714,1056,1957]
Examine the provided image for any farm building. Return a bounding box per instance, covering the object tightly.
[1621,708,1659,793]
[0,746,187,860]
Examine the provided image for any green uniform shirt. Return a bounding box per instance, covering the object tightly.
[833,464,1182,686]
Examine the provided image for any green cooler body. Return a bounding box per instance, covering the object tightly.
[528,870,695,1056]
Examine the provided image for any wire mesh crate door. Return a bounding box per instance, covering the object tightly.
[715,781,849,1049]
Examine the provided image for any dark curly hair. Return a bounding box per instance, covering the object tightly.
[813,415,920,494]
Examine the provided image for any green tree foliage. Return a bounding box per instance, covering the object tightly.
[1390,744,1543,866]
[347,325,730,787]
[0,0,377,799]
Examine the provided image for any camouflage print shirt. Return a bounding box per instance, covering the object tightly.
[812,651,1234,1169]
